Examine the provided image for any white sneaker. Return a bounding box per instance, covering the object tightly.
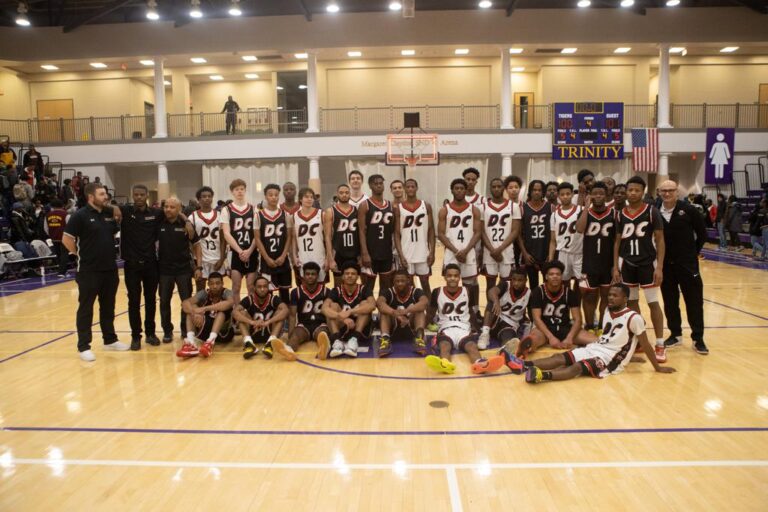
[329,340,345,358]
[79,350,96,362]
[343,337,359,357]
[103,341,130,352]
[477,330,490,350]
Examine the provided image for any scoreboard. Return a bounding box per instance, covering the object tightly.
[552,102,624,160]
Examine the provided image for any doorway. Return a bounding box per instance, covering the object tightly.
[276,71,308,133]
[145,102,155,138]
[759,84,768,129]
[514,92,534,129]
[36,99,74,142]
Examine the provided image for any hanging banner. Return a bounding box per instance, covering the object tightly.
[705,128,735,184]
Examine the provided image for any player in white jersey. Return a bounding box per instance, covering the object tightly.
[189,186,227,291]
[462,167,485,209]
[347,170,368,208]
[479,267,531,349]
[394,178,436,295]
[424,264,505,375]
[291,187,327,282]
[438,178,483,323]
[547,182,583,283]
[482,178,521,287]
[493,283,676,382]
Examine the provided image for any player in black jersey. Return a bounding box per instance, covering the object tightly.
[322,262,376,358]
[520,180,553,288]
[545,181,559,205]
[271,262,331,361]
[221,179,258,303]
[612,175,667,363]
[324,184,360,285]
[177,272,236,358]
[358,174,395,293]
[376,269,429,357]
[255,184,293,304]
[233,275,289,360]
[613,183,627,211]
[575,182,615,331]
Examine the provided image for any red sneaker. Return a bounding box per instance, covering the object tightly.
[199,340,215,358]
[176,342,199,358]
[655,345,667,364]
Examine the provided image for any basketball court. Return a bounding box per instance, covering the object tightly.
[1,246,767,511]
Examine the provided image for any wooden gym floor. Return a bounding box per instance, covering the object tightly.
[0,245,767,511]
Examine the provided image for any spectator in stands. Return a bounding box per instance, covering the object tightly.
[715,193,728,250]
[13,181,33,211]
[61,178,75,205]
[748,198,768,261]
[222,95,241,135]
[0,165,19,216]
[22,145,44,180]
[705,198,715,228]
[45,198,69,276]
[724,195,743,252]
[10,202,36,258]
[0,141,16,169]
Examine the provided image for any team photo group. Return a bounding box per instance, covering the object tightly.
[64,164,714,384]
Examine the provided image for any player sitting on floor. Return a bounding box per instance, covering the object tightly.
[496,283,676,382]
[177,272,235,358]
[321,261,376,358]
[514,260,594,359]
[478,267,532,350]
[376,269,429,357]
[233,275,289,360]
[271,262,332,361]
[424,264,505,375]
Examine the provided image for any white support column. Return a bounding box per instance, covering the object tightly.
[157,162,169,199]
[501,153,514,176]
[308,156,320,195]
[153,57,168,138]
[657,44,672,129]
[658,153,670,177]
[306,53,319,133]
[500,48,514,130]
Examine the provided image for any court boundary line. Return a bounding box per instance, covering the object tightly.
[703,298,768,322]
[446,466,463,512]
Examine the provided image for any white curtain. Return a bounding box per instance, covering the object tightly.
[202,162,300,205]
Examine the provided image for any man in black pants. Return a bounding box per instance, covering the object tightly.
[222,95,240,135]
[158,197,202,343]
[658,180,708,355]
[63,183,128,362]
[119,184,162,350]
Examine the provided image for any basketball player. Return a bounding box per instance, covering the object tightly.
[576,182,615,332]
[602,176,617,208]
[424,264,503,375]
[462,167,485,206]
[612,183,627,210]
[189,186,227,292]
[437,178,483,326]
[348,170,368,208]
[280,182,300,215]
[376,269,429,357]
[574,168,595,207]
[520,180,553,289]
[177,272,235,358]
[514,261,593,359]
[234,275,289,360]
[481,177,521,292]
[389,179,405,269]
[497,284,675,383]
[358,174,395,293]
[612,175,667,362]
[292,187,327,282]
[504,175,524,206]
[255,184,293,304]
[322,262,376,358]
[547,182,583,284]
[270,262,331,361]
[220,179,258,303]
[545,181,559,205]
[393,178,436,295]
[325,183,360,285]
[478,267,531,350]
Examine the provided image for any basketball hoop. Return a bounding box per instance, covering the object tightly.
[385,133,440,167]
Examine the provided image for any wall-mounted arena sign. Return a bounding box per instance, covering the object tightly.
[552,102,624,160]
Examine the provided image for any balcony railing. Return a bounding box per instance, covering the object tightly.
[0,103,766,144]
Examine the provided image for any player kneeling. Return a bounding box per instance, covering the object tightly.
[270,262,331,361]
[233,275,289,360]
[376,269,429,357]
[425,264,505,375]
[322,262,376,358]
[495,283,676,382]
[177,272,235,358]
[478,267,532,350]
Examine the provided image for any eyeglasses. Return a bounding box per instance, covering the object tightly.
[659,189,677,193]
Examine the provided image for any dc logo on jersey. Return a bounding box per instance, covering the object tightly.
[586,222,613,237]
[337,218,358,231]
[449,216,472,228]
[252,311,274,322]
[263,224,285,238]
[301,301,322,314]
[622,221,649,239]
[543,303,566,318]
[441,301,467,315]
[233,217,253,231]
[487,214,510,227]
[199,226,219,240]
[403,214,426,228]
[298,224,320,237]
[557,221,578,236]
[501,303,523,315]
[371,211,393,225]
[530,214,547,225]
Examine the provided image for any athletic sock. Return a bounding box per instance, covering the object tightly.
[207,333,217,343]
[481,326,490,334]
[186,331,195,343]
[542,371,553,381]
[656,337,664,347]
[244,335,253,344]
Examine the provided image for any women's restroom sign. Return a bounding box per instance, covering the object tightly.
[705,128,735,184]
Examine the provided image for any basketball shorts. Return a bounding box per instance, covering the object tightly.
[407,262,430,277]
[249,325,279,344]
[295,320,328,339]
[491,318,531,341]
[619,259,656,288]
[362,258,393,277]
[580,268,613,291]
[260,261,292,290]
[537,323,572,342]
[556,251,583,281]
[196,315,235,343]
[483,262,512,279]
[564,343,629,378]
[200,261,223,279]
[333,254,359,275]
[391,324,416,342]
[436,326,477,351]
[230,250,259,275]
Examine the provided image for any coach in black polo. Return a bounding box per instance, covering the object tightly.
[63,182,129,362]
[658,179,709,355]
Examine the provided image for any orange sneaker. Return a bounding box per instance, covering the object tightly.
[471,356,506,374]
[199,340,215,358]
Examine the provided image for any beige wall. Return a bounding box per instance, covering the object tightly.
[510,72,540,102]
[671,64,768,104]
[0,68,31,119]
[30,78,135,117]
[539,65,639,105]
[128,79,156,116]
[190,80,274,113]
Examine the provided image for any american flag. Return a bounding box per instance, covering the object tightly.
[632,128,658,173]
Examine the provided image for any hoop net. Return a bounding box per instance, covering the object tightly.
[385,134,439,166]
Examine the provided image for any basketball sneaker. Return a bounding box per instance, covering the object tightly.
[377,335,392,358]
[316,331,330,360]
[103,341,129,351]
[243,340,258,360]
[199,340,215,358]
[525,366,543,384]
[693,339,709,355]
[130,337,141,351]
[664,335,683,348]
[412,337,427,356]
[654,344,667,363]
[471,356,505,374]
[176,342,199,358]
[79,350,96,362]
[426,322,439,333]
[329,340,345,358]
[344,337,359,358]
[425,355,456,374]
[497,345,526,375]
[262,340,274,359]
[146,334,161,347]
[271,338,297,361]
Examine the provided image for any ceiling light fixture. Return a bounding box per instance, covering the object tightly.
[620,0,634,6]
[401,49,415,56]
[479,1,492,8]
[90,62,107,68]
[561,48,578,54]
[295,53,308,59]
[326,3,339,13]
[209,75,223,80]
[669,47,685,53]
[15,3,30,26]
[228,0,241,16]
[720,46,739,53]
[241,55,258,62]
[244,73,259,79]
[299,84,308,89]
[347,51,362,57]
[512,67,525,72]
[163,80,171,86]
[509,48,524,54]
[614,47,631,54]
[276,86,284,90]
[388,2,402,10]
[190,57,207,63]
[666,0,680,6]
[577,0,591,7]
[140,59,154,66]
[146,0,159,20]
[189,0,202,18]
[455,48,470,55]
[41,64,59,71]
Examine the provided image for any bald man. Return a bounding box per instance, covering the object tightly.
[658,180,708,355]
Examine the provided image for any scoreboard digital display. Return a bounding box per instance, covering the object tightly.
[552,102,624,160]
